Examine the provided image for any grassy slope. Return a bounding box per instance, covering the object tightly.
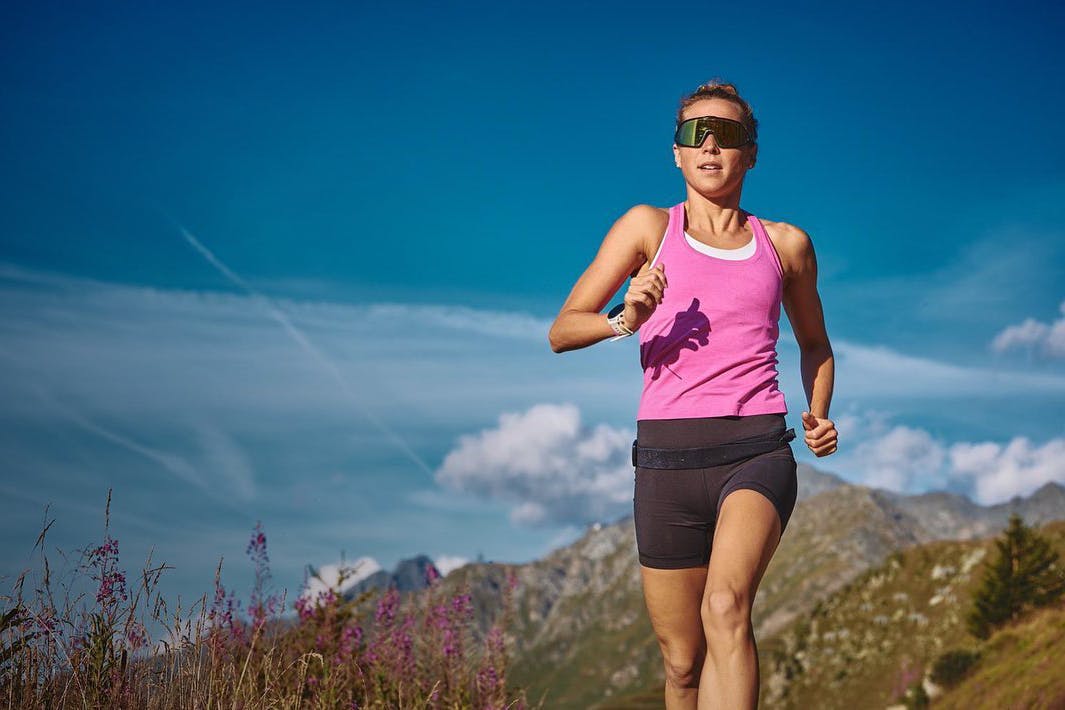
[931,601,1065,709]
[761,520,1065,709]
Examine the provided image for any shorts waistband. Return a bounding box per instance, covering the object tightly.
[633,427,796,469]
[636,413,786,448]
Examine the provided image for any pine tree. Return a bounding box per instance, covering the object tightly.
[966,512,1065,639]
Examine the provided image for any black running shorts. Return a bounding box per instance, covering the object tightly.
[633,413,798,570]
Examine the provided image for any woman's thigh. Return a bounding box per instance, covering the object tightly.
[639,564,708,663]
[715,446,798,545]
[702,448,796,612]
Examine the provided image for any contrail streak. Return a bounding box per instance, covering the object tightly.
[0,358,251,520]
[178,226,435,477]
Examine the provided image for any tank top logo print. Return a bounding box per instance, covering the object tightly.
[636,202,788,420]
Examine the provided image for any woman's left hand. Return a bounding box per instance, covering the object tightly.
[801,411,838,457]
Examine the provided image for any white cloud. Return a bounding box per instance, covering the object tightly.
[510,501,549,526]
[300,557,382,601]
[434,403,634,528]
[949,437,1065,505]
[299,554,468,598]
[829,409,1065,504]
[432,555,470,576]
[850,425,946,491]
[833,406,893,441]
[990,299,1065,359]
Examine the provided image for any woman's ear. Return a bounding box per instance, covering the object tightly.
[673,144,681,168]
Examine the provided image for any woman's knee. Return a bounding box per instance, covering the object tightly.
[659,644,705,689]
[701,587,751,630]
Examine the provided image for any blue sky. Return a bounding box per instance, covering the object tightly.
[2,0,1064,612]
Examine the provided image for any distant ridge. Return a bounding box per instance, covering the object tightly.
[342,553,439,598]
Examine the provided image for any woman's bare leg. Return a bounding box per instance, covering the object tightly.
[639,564,710,708]
[698,488,782,709]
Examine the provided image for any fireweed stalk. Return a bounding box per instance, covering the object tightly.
[1,487,541,708]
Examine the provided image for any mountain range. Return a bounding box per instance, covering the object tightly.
[345,465,1065,708]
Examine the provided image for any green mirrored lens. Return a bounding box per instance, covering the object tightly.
[675,119,702,146]
[711,119,745,147]
[675,117,749,148]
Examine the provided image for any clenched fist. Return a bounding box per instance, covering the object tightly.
[801,411,838,456]
[623,264,668,332]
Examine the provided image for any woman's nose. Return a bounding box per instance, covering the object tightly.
[701,133,721,152]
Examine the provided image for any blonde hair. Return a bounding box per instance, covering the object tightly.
[676,79,758,144]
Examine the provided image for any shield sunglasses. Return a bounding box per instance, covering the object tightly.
[674,115,752,149]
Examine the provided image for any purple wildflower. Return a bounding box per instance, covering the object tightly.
[87,535,128,607]
[294,594,315,623]
[375,586,400,627]
[477,664,499,693]
[333,621,363,666]
[245,521,280,633]
[393,612,416,679]
[125,620,148,652]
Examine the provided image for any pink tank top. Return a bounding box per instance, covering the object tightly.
[636,202,788,420]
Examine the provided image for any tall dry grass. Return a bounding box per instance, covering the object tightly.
[0,488,541,709]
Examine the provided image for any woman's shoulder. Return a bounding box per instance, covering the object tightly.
[621,203,671,225]
[621,206,673,270]
[753,215,806,236]
[610,204,671,270]
[752,216,815,275]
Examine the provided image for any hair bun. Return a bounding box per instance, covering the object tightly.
[699,79,737,95]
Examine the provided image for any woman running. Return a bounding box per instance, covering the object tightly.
[548,79,837,709]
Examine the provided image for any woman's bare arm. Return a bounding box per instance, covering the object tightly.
[548,205,666,353]
[780,223,837,455]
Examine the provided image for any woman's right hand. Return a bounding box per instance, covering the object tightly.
[623,263,667,331]
[548,204,669,353]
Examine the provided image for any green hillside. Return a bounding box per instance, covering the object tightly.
[929,601,1065,709]
[760,520,1065,709]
